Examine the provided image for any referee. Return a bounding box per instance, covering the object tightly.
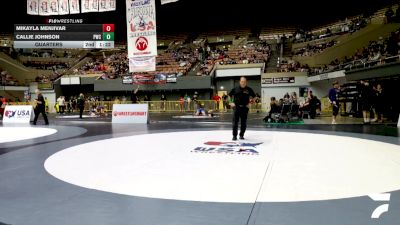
[33,89,49,125]
[229,77,256,140]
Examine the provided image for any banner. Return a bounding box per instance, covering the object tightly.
[81,0,99,13]
[160,0,178,4]
[27,0,39,15]
[273,77,295,84]
[2,105,34,124]
[30,0,115,15]
[58,0,69,15]
[107,0,116,11]
[112,104,148,124]
[133,74,166,85]
[122,75,133,84]
[126,0,157,59]
[48,0,60,15]
[99,0,116,11]
[69,0,80,14]
[166,74,177,83]
[129,56,156,72]
[38,0,50,15]
[261,78,272,85]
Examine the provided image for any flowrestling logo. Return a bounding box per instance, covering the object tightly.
[4,110,30,119]
[192,141,263,155]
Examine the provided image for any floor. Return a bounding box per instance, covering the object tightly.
[0,113,399,225]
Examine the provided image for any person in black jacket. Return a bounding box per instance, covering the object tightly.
[131,85,139,103]
[33,89,49,125]
[359,80,374,124]
[373,84,384,123]
[228,77,256,140]
[77,93,85,119]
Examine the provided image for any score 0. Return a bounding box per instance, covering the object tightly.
[102,24,114,32]
[102,24,115,41]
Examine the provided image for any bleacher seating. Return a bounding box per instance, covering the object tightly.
[199,28,251,38]
[259,27,296,41]
[0,69,19,86]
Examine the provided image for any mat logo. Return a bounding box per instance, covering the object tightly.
[4,110,31,119]
[369,193,391,219]
[191,141,262,155]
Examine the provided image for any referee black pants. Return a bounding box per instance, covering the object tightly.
[79,106,84,118]
[33,107,48,125]
[232,106,249,138]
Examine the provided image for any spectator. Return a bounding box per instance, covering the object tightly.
[373,84,384,123]
[290,92,298,104]
[328,81,340,124]
[77,93,85,119]
[184,94,190,111]
[0,96,4,118]
[131,85,139,103]
[222,93,229,112]
[192,92,198,110]
[160,94,167,111]
[359,80,374,124]
[212,94,221,110]
[179,96,185,112]
[44,97,49,112]
[386,7,394,23]
[57,96,65,114]
[300,90,320,119]
[254,93,261,113]
[263,97,281,122]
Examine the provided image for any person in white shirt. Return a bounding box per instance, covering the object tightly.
[57,96,66,114]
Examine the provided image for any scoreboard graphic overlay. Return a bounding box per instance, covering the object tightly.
[14,24,115,49]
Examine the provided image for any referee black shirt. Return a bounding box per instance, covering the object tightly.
[229,86,256,106]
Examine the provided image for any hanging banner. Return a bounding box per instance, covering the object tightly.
[99,0,107,11]
[129,56,156,72]
[27,0,39,15]
[82,0,99,13]
[160,0,179,4]
[48,0,60,15]
[99,0,116,11]
[133,73,166,85]
[126,0,157,58]
[107,0,116,11]
[58,0,69,15]
[39,0,50,15]
[69,0,80,14]
[30,0,115,15]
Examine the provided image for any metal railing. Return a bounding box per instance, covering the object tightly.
[309,54,400,76]
[2,100,264,114]
[82,100,263,113]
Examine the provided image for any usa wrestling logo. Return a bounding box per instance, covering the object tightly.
[191,141,262,155]
[4,110,16,118]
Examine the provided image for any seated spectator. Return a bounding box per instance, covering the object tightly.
[263,97,281,122]
[299,90,320,119]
